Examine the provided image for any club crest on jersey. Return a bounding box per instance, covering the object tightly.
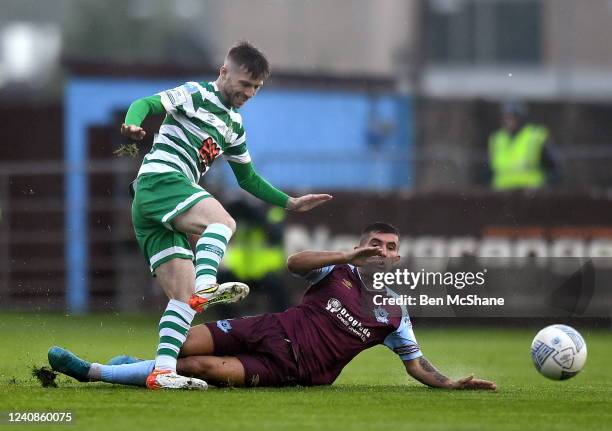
[326,298,342,313]
[204,113,234,142]
[373,306,389,324]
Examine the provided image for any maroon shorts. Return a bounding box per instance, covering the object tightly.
[205,314,300,387]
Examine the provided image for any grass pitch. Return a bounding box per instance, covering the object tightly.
[0,313,610,431]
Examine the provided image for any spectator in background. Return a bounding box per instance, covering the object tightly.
[488,100,558,190]
[220,200,288,312]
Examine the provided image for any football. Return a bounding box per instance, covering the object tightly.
[530,324,587,380]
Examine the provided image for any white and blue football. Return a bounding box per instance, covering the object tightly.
[530,324,587,380]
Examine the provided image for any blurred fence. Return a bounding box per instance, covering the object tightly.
[0,159,148,312]
[2,149,612,314]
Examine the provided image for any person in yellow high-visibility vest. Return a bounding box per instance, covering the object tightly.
[488,101,557,190]
[224,222,285,282]
[221,201,288,310]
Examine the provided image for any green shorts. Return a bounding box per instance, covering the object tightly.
[131,172,211,273]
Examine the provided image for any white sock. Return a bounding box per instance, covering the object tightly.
[154,299,195,372]
[195,223,233,289]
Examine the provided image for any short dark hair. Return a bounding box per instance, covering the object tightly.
[360,222,400,240]
[227,41,271,80]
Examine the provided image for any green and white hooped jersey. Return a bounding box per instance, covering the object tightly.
[137,81,251,182]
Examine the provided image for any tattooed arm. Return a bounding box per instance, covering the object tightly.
[403,357,497,390]
[404,357,452,388]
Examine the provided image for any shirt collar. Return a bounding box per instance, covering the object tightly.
[210,81,232,109]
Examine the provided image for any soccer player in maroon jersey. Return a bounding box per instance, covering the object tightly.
[48,222,496,390]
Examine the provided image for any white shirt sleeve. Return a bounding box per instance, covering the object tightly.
[290,265,335,284]
[383,316,423,361]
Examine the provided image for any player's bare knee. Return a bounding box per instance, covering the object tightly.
[227,217,236,234]
[203,216,236,235]
[225,216,236,234]
[216,215,236,234]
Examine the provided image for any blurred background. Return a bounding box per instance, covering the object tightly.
[0,0,611,324]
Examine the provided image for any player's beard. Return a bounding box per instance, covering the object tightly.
[218,85,246,109]
[232,92,249,108]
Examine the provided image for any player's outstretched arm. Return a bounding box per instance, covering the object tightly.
[229,161,332,211]
[285,194,333,212]
[287,246,383,276]
[403,356,497,390]
[120,95,166,140]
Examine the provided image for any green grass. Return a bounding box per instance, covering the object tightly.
[0,313,610,431]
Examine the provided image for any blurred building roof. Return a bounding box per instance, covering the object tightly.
[1,0,612,101]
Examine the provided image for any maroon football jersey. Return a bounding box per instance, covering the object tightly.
[275,264,422,385]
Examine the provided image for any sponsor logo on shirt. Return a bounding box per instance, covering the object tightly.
[199,137,220,169]
[325,298,371,341]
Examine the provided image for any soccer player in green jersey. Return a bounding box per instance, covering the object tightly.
[120,42,332,390]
